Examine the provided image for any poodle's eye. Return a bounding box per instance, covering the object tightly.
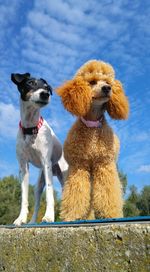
[89,80,97,85]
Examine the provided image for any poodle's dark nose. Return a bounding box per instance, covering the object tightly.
[101,85,111,95]
[40,91,50,100]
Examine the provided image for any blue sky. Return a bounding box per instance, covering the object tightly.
[0,0,149,196]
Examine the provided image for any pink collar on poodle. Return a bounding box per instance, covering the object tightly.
[80,116,103,128]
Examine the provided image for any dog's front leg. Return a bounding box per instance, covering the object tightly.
[92,162,123,218]
[29,170,45,224]
[42,162,54,222]
[14,162,29,226]
[60,163,91,221]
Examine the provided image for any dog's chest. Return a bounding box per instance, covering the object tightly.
[17,134,42,168]
[82,129,113,157]
[64,121,115,163]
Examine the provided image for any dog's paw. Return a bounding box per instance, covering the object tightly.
[42,215,54,223]
[13,216,27,226]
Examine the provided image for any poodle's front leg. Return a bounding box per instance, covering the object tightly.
[60,163,91,221]
[92,162,123,218]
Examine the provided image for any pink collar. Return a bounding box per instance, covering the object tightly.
[19,116,43,135]
[80,116,103,128]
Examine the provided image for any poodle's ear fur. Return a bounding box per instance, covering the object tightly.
[106,80,129,120]
[56,77,92,116]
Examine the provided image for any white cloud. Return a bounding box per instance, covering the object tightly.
[0,160,18,178]
[18,0,149,83]
[119,146,150,173]
[138,165,150,173]
[1,0,150,87]
[0,1,19,34]
[132,132,150,142]
[0,103,19,139]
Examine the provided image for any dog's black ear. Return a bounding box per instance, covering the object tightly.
[11,73,30,85]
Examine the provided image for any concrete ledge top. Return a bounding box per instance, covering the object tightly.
[0,223,150,272]
[1,216,150,229]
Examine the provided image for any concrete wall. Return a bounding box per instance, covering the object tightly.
[0,223,150,272]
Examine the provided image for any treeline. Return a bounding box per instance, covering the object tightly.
[124,185,150,217]
[0,175,149,225]
[119,171,150,216]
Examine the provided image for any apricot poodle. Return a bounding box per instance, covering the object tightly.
[57,60,129,221]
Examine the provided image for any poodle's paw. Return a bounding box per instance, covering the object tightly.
[42,214,54,223]
[13,215,27,226]
[60,210,89,222]
[61,214,84,222]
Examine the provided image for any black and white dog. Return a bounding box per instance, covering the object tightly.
[11,73,68,226]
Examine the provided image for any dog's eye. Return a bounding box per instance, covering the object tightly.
[89,80,97,85]
[29,80,37,86]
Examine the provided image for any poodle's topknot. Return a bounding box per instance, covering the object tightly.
[75,60,115,79]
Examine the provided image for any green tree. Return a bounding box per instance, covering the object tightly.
[124,200,140,217]
[124,185,150,217]
[137,186,150,216]
[0,175,21,224]
[128,185,139,203]
[54,191,61,221]
[119,171,127,195]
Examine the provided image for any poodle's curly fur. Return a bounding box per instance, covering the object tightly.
[57,60,129,221]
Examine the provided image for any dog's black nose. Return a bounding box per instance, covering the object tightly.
[40,91,50,100]
[101,85,111,95]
